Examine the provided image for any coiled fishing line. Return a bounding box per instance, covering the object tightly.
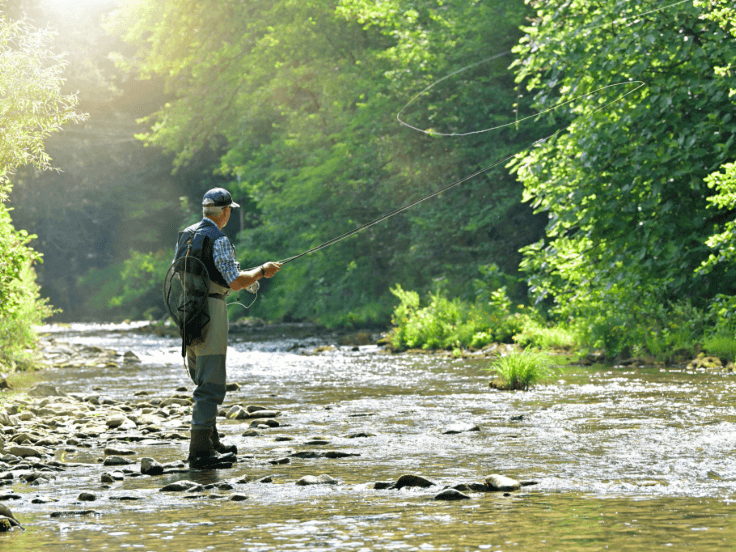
[238,0,698,301]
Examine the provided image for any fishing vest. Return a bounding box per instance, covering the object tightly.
[174,219,231,288]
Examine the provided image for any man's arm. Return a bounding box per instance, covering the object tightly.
[229,262,282,291]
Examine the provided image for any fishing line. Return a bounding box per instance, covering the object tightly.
[237,0,694,288]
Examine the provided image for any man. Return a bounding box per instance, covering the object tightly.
[174,187,281,469]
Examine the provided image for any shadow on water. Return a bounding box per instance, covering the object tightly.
[5,322,736,550]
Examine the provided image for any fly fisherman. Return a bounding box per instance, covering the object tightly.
[174,187,282,469]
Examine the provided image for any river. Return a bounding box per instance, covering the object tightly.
[4,322,736,550]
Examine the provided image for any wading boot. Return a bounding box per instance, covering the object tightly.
[212,422,238,455]
[188,428,236,469]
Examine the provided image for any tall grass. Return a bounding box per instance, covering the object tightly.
[486,351,557,390]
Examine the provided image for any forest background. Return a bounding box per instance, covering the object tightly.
[1,0,735,369]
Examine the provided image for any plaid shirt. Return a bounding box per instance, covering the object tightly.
[212,233,240,285]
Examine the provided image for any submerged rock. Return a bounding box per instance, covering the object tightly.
[394,474,435,489]
[441,423,480,435]
[296,474,338,486]
[77,492,97,502]
[434,489,471,501]
[160,480,203,492]
[103,456,135,467]
[229,493,248,501]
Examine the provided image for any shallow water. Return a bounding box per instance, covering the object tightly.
[5,323,736,550]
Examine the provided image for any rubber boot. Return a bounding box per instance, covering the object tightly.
[188,428,236,469]
[212,422,238,455]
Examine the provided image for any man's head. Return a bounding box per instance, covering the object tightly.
[202,187,239,229]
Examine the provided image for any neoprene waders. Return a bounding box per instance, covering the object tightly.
[188,428,236,469]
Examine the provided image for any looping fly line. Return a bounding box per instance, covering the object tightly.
[254,0,693,268]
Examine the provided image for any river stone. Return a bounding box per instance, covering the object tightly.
[105,415,129,429]
[229,494,248,501]
[140,457,164,475]
[0,413,13,427]
[160,480,203,492]
[345,432,375,438]
[226,382,240,392]
[242,429,259,437]
[245,405,268,413]
[434,489,471,501]
[442,423,480,435]
[6,446,45,458]
[227,406,249,420]
[249,419,279,428]
[374,481,393,490]
[100,472,115,483]
[248,410,280,419]
[394,474,435,489]
[103,456,135,467]
[28,384,66,398]
[49,510,100,518]
[324,451,360,458]
[123,351,141,363]
[160,398,191,407]
[104,447,136,456]
[484,474,521,492]
[78,492,96,502]
[296,474,338,486]
[269,457,291,465]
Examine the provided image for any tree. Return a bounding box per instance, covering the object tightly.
[109,0,546,325]
[0,9,84,367]
[511,0,736,353]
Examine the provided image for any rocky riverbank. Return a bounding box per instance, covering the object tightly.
[0,338,536,531]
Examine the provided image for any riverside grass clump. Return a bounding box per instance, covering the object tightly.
[486,351,558,391]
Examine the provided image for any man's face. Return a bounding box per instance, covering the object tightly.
[222,205,231,228]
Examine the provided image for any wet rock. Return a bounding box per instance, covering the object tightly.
[509,415,525,422]
[160,398,191,407]
[274,436,294,442]
[0,494,22,501]
[109,495,143,501]
[100,473,115,483]
[484,474,521,492]
[248,410,280,419]
[269,457,291,465]
[227,406,249,420]
[103,456,135,467]
[242,429,259,437]
[249,419,279,428]
[226,382,240,392]
[324,451,360,459]
[104,447,136,456]
[290,451,322,459]
[123,351,141,363]
[21,472,52,485]
[520,480,539,487]
[394,474,435,490]
[160,480,203,492]
[304,439,330,446]
[7,446,45,458]
[687,354,723,370]
[296,474,338,486]
[345,432,375,438]
[0,413,13,427]
[31,497,58,504]
[0,504,20,528]
[78,492,97,502]
[49,510,100,518]
[467,482,490,492]
[0,376,10,390]
[28,384,66,398]
[441,423,480,435]
[259,476,274,483]
[451,484,471,492]
[373,481,393,490]
[105,415,136,429]
[140,458,164,476]
[434,489,471,501]
[0,473,12,481]
[229,494,248,501]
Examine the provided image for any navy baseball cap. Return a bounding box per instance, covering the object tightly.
[202,187,240,208]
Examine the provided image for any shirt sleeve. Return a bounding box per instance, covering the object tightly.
[212,236,240,285]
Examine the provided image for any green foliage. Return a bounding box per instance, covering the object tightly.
[388,283,524,351]
[0,12,83,368]
[511,0,736,344]
[486,351,557,390]
[108,0,547,326]
[513,319,578,351]
[80,250,170,320]
[0,13,85,189]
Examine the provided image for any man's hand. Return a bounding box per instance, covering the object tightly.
[261,262,282,278]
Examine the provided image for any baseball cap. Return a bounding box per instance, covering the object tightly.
[202,187,240,208]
